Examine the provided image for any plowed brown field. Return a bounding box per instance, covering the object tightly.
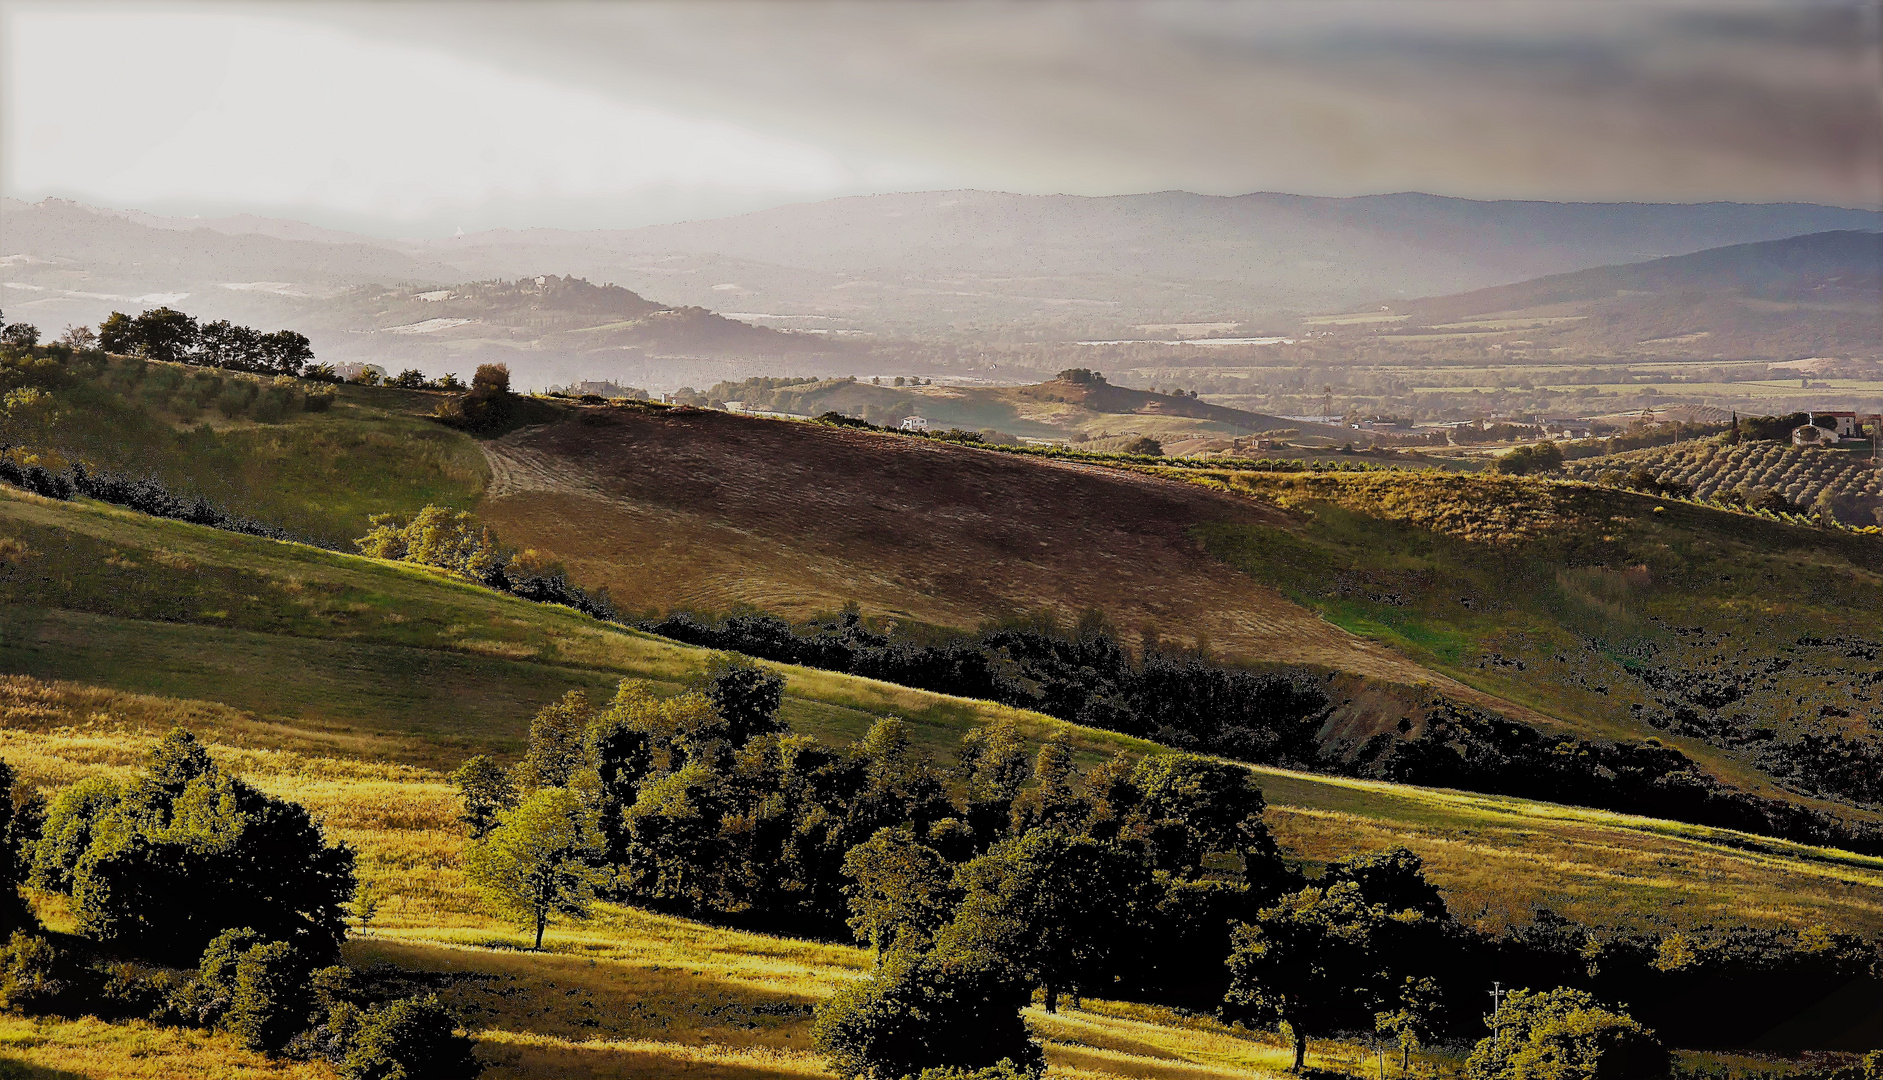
[475,407,1510,703]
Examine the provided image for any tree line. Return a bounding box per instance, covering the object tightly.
[455,669,1883,1079]
[0,733,481,1079]
[98,307,315,377]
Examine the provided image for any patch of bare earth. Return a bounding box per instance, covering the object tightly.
[476,409,1479,694]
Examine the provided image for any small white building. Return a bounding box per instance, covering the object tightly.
[1793,423,1841,447]
[898,415,930,432]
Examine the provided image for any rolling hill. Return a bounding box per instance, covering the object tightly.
[12,346,1883,1074]
[705,373,1348,443]
[22,348,1883,828]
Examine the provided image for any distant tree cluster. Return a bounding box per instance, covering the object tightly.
[354,504,618,620]
[1350,698,1883,857]
[1489,440,1562,475]
[98,308,313,377]
[0,733,480,1076]
[433,364,518,434]
[639,611,1330,767]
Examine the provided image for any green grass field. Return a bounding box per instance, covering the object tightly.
[31,356,490,544]
[1171,466,1883,810]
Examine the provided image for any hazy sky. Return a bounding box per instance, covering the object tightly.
[4,1,1877,237]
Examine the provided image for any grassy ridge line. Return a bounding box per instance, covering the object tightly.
[0,485,1148,762]
[11,485,1883,929]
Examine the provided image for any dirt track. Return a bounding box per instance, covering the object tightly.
[477,408,1470,689]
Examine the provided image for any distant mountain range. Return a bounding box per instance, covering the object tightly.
[1381,230,1882,362]
[5,191,1875,340]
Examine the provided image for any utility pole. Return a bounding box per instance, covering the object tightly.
[1489,981,1508,1056]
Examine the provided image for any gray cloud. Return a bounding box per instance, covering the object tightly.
[308,0,1878,211]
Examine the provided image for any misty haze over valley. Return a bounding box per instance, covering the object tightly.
[2,4,1883,1080]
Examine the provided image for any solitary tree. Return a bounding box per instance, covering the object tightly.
[462,787,602,949]
[1374,976,1443,1071]
[1224,881,1422,1073]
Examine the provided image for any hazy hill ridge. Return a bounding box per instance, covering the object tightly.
[1405,229,1883,318]
[6,191,1875,336]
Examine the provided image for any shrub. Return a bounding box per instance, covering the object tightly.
[0,931,69,1013]
[1122,436,1162,456]
[226,940,312,1054]
[59,730,356,965]
[812,945,1042,1080]
[1463,987,1668,1080]
[304,390,336,412]
[198,926,268,1003]
[340,994,482,1080]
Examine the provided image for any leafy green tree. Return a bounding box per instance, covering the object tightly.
[619,762,728,912]
[1125,753,1282,882]
[257,330,313,376]
[97,312,137,353]
[956,721,1031,840]
[1323,847,1448,919]
[463,787,602,949]
[130,307,200,364]
[1464,987,1668,1080]
[701,654,787,747]
[841,828,960,960]
[0,323,39,348]
[33,777,122,892]
[812,944,1043,1080]
[850,718,953,839]
[0,761,41,936]
[60,730,355,965]
[1009,734,1088,835]
[1123,437,1162,456]
[390,368,429,389]
[353,506,507,582]
[449,756,517,839]
[937,828,1151,1013]
[1375,976,1443,1071]
[1224,881,1424,1073]
[341,994,482,1080]
[226,939,312,1053]
[513,691,594,791]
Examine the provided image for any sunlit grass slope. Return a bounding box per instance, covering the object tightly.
[43,358,492,545]
[4,695,1866,1079]
[1171,467,1883,804]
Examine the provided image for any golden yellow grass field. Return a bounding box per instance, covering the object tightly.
[0,674,1880,1077]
